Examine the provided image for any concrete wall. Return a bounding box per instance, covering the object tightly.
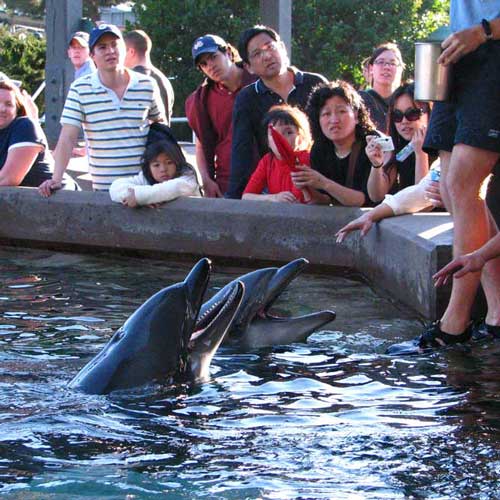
[0,187,453,320]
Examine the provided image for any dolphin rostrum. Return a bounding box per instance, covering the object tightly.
[198,258,336,349]
[69,258,244,394]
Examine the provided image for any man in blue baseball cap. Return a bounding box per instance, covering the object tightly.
[88,23,123,52]
[185,34,256,197]
[39,23,166,196]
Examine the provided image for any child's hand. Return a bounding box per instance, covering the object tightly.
[122,188,138,208]
[273,191,298,203]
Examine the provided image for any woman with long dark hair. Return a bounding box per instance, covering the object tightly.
[367,82,433,202]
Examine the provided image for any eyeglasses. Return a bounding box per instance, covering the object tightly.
[373,59,401,68]
[392,108,424,123]
[249,41,279,61]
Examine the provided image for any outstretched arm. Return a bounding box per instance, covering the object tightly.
[38,124,79,197]
[434,233,500,286]
[335,204,394,243]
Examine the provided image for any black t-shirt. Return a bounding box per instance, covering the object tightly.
[359,88,390,133]
[310,139,373,206]
[0,116,52,187]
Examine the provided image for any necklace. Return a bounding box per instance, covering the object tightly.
[335,149,351,159]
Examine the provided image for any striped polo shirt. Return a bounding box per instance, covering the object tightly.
[61,69,165,191]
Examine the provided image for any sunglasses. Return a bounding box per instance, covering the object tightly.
[392,108,424,123]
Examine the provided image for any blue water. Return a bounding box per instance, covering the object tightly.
[1,247,499,499]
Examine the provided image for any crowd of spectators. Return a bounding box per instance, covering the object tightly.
[0,1,499,353]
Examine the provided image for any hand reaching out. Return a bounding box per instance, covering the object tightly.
[335,213,374,243]
[433,251,487,287]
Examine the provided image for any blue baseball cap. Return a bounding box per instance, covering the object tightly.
[191,34,227,64]
[89,24,123,51]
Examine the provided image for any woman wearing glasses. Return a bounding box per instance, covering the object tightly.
[366,82,433,202]
[359,43,405,132]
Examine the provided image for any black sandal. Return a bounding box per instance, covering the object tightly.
[418,321,472,349]
[386,321,472,356]
[471,321,500,341]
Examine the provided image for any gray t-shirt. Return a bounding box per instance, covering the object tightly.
[450,0,500,32]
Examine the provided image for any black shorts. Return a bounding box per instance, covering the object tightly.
[424,40,500,155]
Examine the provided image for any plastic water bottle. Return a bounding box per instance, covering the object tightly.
[396,142,414,162]
[430,169,440,182]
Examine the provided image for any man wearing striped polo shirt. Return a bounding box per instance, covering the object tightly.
[39,24,165,195]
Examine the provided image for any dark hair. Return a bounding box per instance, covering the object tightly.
[306,80,376,144]
[198,43,243,82]
[384,81,431,175]
[220,43,242,64]
[123,30,152,56]
[238,25,280,64]
[0,78,27,117]
[263,104,312,150]
[142,140,197,185]
[367,42,404,67]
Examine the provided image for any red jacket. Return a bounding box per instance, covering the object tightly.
[243,151,311,203]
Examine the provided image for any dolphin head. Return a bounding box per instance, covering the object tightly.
[199,267,276,338]
[69,258,212,394]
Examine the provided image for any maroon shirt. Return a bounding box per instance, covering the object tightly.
[185,66,256,193]
[205,83,238,193]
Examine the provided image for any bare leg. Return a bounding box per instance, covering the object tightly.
[440,144,500,334]
[437,151,452,212]
[481,209,500,325]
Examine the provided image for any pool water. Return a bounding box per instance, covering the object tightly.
[0,247,499,499]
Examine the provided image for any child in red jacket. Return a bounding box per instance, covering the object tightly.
[242,104,312,204]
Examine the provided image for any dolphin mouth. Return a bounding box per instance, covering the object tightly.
[192,281,244,341]
[189,281,245,382]
[183,258,212,325]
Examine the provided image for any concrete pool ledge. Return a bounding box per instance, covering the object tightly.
[0,187,453,320]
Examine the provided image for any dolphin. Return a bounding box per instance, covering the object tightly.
[198,258,336,349]
[69,258,244,394]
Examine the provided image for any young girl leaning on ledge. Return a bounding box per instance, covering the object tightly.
[109,139,201,208]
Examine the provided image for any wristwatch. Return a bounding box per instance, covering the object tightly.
[481,19,493,41]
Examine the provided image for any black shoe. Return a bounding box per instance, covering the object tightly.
[471,321,500,342]
[386,321,472,356]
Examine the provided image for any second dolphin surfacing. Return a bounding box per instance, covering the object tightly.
[198,258,336,349]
